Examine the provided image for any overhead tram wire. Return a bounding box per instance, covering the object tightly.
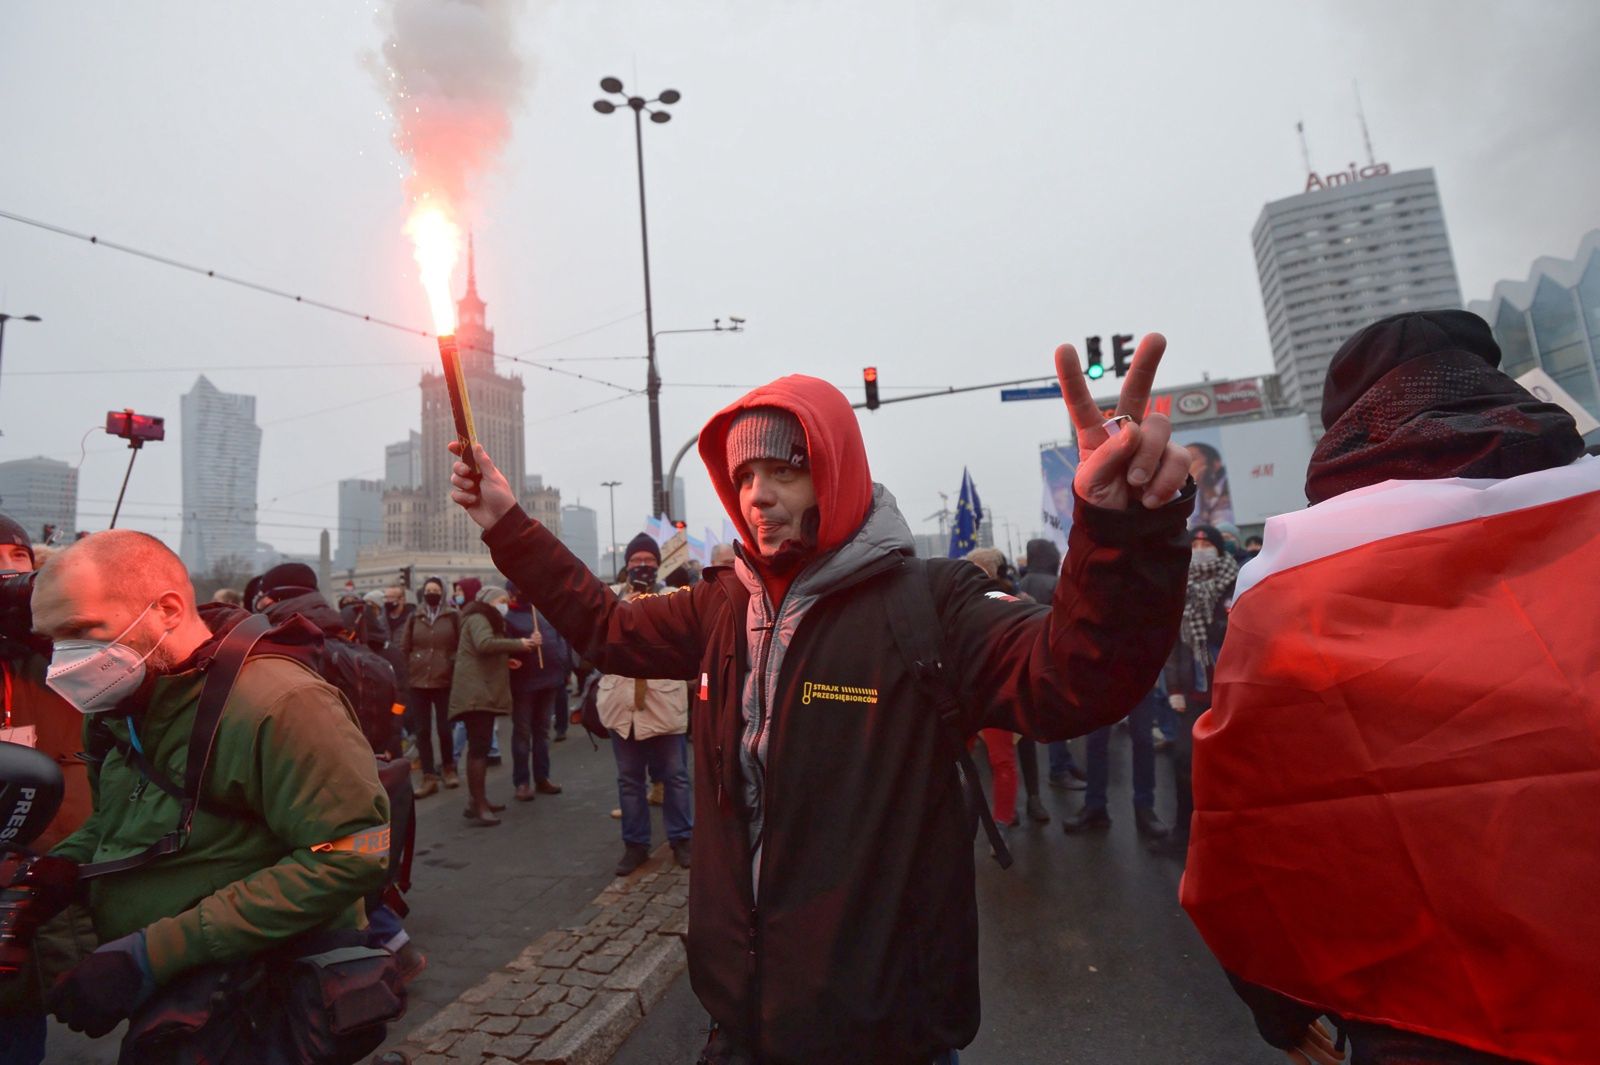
[0,207,637,392]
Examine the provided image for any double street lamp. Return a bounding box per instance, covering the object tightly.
[594,77,680,521]
[0,312,42,409]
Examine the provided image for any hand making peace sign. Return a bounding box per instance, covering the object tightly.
[1054,332,1192,511]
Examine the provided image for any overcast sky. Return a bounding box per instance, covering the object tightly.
[2,0,1595,560]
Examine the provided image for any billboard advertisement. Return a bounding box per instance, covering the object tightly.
[1042,413,1313,541]
[1171,414,1314,528]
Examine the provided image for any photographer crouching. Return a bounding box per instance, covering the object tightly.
[2,529,402,1062]
[0,514,96,1065]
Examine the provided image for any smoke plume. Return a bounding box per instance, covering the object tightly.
[371,0,527,222]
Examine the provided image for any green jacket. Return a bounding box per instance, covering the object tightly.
[51,651,390,986]
[446,605,525,720]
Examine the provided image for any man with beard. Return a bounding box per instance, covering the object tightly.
[445,336,1196,1064]
[33,531,389,1042]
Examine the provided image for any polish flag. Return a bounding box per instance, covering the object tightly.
[1181,457,1600,1065]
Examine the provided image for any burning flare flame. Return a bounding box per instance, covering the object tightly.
[406,200,461,335]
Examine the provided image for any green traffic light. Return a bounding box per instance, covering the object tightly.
[1087,363,1105,380]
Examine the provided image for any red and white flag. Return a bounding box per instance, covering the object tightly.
[1181,457,1600,1065]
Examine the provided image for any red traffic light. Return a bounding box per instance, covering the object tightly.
[864,367,878,383]
[863,367,881,410]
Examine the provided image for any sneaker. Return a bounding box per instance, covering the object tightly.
[615,843,651,877]
[671,838,691,869]
[414,774,439,799]
[1134,807,1170,840]
[648,781,664,806]
[1026,795,1051,824]
[1061,807,1112,833]
[393,942,428,986]
[442,765,460,789]
[535,780,563,795]
[1048,774,1087,792]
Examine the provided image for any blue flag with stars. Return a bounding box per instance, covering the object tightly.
[948,467,983,557]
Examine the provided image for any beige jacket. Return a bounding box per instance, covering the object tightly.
[595,584,690,741]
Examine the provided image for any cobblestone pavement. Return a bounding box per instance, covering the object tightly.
[45,731,644,1064]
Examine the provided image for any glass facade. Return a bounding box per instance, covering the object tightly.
[1472,231,1600,435]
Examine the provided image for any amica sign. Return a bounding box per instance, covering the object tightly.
[1305,161,1391,192]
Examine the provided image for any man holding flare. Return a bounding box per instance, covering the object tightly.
[447,336,1195,1064]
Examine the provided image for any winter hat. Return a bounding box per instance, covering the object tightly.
[725,407,808,477]
[1214,521,1241,543]
[1191,525,1226,554]
[624,532,660,564]
[259,562,318,597]
[0,513,34,567]
[475,584,507,604]
[456,576,483,603]
[1320,310,1499,432]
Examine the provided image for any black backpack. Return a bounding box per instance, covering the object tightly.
[318,637,399,756]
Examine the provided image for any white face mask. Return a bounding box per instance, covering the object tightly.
[493,602,510,617]
[46,602,169,715]
[1192,545,1219,561]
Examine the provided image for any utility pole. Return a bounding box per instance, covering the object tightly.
[601,480,622,579]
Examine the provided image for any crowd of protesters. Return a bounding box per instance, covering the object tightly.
[2,308,1596,1064]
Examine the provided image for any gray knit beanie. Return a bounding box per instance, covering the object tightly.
[726,407,808,477]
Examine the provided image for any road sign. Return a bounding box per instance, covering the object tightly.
[1000,385,1060,402]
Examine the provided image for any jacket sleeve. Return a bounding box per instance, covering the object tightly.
[462,612,529,657]
[138,682,390,985]
[483,507,708,680]
[940,488,1193,741]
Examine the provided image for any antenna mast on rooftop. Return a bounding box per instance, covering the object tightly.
[1354,80,1376,166]
[1296,120,1313,176]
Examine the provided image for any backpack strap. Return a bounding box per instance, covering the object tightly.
[882,558,1013,869]
[79,614,274,881]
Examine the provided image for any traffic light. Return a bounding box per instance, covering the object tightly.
[1112,334,1136,377]
[863,366,880,410]
[673,520,687,532]
[105,409,166,446]
[1084,337,1106,380]
[398,565,413,589]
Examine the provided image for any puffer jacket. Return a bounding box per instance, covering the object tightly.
[446,602,526,720]
[403,601,461,690]
[50,608,389,986]
[484,374,1194,1064]
[595,585,690,741]
[1017,537,1061,603]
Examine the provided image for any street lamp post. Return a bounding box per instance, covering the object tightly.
[601,480,622,578]
[0,312,42,409]
[594,77,680,520]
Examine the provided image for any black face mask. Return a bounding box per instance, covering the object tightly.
[627,565,658,591]
[422,592,442,607]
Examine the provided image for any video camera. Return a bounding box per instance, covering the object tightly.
[0,741,73,974]
[0,569,40,658]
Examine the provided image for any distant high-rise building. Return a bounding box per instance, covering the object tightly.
[417,237,525,556]
[385,430,422,490]
[559,504,600,575]
[180,375,261,574]
[670,476,686,524]
[522,475,561,536]
[0,456,78,542]
[1253,166,1463,423]
[335,478,385,572]
[1468,229,1600,429]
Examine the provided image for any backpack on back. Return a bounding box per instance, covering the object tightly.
[319,637,399,756]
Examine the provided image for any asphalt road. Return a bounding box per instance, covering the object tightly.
[614,729,1281,1065]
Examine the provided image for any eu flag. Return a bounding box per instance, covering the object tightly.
[948,467,984,557]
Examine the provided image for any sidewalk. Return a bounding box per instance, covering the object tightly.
[44,733,640,1064]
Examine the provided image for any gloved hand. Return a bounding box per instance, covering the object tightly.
[47,929,156,1036]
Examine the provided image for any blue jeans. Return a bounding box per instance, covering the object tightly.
[611,732,692,846]
[1083,688,1160,812]
[1047,739,1082,779]
[453,718,501,762]
[512,686,561,787]
[0,1014,46,1065]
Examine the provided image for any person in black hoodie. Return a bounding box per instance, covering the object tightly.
[503,579,571,802]
[447,338,1196,1064]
